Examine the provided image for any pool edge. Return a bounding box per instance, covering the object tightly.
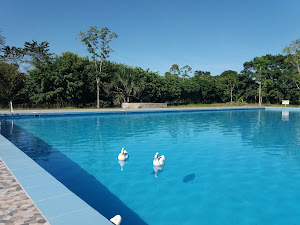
[0,106,266,119]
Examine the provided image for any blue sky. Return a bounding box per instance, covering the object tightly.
[1,0,300,76]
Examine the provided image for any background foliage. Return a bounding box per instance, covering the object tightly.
[0,29,299,108]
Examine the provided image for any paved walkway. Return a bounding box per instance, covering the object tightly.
[0,158,49,225]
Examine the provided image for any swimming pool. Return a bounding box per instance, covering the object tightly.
[2,108,300,225]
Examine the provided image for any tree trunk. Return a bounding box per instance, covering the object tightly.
[96,60,103,109]
[230,88,233,103]
[96,77,100,108]
[259,82,262,106]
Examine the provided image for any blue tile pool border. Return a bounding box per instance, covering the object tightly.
[0,134,112,225]
[0,107,266,119]
[265,106,300,111]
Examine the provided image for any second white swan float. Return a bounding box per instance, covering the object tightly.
[153,152,165,166]
[118,148,129,161]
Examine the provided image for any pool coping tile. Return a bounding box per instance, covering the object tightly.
[0,106,266,119]
[35,193,90,219]
[48,208,112,225]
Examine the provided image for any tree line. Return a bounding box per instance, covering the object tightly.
[0,27,300,108]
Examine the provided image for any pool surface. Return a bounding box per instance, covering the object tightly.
[1,108,300,225]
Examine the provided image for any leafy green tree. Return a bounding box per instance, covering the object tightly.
[194,70,211,77]
[220,70,238,103]
[1,46,26,68]
[1,40,52,73]
[243,56,269,105]
[283,39,300,74]
[102,63,162,106]
[138,69,163,102]
[162,72,181,102]
[235,73,257,103]
[26,57,57,105]
[112,65,142,104]
[253,57,268,105]
[242,54,294,104]
[0,61,25,105]
[180,65,192,80]
[283,39,300,91]
[169,64,180,77]
[56,52,90,107]
[180,77,199,103]
[193,72,217,103]
[24,40,53,61]
[78,26,118,108]
[26,52,90,106]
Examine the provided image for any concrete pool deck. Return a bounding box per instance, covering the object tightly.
[0,106,266,116]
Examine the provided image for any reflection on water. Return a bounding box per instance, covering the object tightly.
[282,111,289,121]
[3,110,300,161]
[4,110,300,160]
[153,165,163,178]
[118,160,127,171]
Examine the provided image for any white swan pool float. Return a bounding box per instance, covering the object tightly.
[118,148,129,161]
[153,152,165,166]
[110,215,122,225]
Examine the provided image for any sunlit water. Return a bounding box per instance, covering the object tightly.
[2,109,300,225]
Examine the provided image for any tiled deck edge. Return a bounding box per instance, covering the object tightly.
[265,106,300,111]
[0,106,266,118]
[0,134,112,225]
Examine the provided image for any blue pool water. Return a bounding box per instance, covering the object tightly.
[2,109,300,225]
